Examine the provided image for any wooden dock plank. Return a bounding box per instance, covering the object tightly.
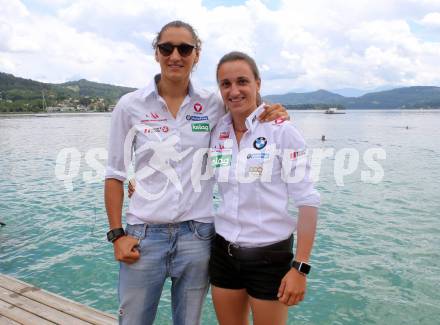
[0,299,55,325]
[0,314,21,325]
[0,274,116,325]
[0,286,90,325]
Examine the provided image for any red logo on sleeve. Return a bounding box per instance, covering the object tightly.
[273,118,285,125]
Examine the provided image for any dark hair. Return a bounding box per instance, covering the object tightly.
[152,21,202,51]
[216,51,262,105]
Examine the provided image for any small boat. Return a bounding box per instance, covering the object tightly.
[325,107,345,114]
[35,90,50,117]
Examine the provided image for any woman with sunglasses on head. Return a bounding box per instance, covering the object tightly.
[208,51,320,325]
[104,21,288,325]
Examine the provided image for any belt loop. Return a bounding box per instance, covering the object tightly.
[227,242,233,257]
[188,220,194,233]
[227,241,239,257]
[142,223,148,239]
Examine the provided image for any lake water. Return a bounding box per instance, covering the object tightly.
[0,110,439,324]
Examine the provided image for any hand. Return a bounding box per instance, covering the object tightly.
[127,178,136,198]
[113,235,140,264]
[258,103,291,122]
[277,268,307,306]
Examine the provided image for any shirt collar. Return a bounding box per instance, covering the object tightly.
[142,74,196,100]
[245,103,266,133]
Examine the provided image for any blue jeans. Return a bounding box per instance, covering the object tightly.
[118,221,215,325]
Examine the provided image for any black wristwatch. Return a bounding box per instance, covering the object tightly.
[107,228,125,243]
[292,260,311,275]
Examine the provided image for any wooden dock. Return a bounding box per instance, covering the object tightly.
[0,274,117,324]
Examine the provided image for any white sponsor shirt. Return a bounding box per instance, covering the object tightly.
[105,75,224,224]
[210,104,320,247]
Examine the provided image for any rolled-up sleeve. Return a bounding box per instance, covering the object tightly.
[105,96,132,181]
[280,124,321,208]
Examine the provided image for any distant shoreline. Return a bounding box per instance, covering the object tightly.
[284,107,440,110]
[1,109,439,118]
[0,112,111,117]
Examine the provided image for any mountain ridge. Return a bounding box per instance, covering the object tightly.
[264,86,440,109]
[1,72,440,111]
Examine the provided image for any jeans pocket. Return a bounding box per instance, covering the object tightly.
[192,221,215,241]
[125,224,147,249]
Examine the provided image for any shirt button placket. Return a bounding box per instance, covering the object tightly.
[232,184,240,242]
[174,119,183,214]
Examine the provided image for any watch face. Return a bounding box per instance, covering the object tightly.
[293,261,311,274]
[107,231,115,242]
[299,263,311,274]
[107,228,124,242]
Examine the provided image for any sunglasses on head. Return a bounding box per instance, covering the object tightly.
[157,42,196,57]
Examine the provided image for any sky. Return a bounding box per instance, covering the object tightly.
[1,0,440,96]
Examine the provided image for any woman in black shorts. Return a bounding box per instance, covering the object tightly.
[209,51,320,325]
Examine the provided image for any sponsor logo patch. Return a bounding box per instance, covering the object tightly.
[290,149,307,160]
[211,154,232,167]
[211,147,232,154]
[248,166,263,176]
[192,123,210,132]
[144,126,169,134]
[186,115,209,121]
[141,112,168,123]
[193,102,203,113]
[150,112,160,119]
[246,153,270,160]
[219,131,230,140]
[140,118,168,123]
[253,137,267,150]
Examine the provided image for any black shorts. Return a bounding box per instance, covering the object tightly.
[209,234,294,300]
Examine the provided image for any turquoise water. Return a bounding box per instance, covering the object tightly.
[1,110,439,324]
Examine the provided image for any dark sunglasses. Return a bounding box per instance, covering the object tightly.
[157,42,196,57]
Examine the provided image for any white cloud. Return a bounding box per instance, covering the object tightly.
[420,12,440,27]
[0,1,159,86]
[1,0,440,93]
[0,0,29,16]
[0,56,16,71]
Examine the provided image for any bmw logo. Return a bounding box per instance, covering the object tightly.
[253,137,267,150]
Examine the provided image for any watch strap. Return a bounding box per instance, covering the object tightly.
[292,260,311,275]
[107,228,125,243]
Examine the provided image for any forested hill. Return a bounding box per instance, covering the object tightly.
[264,86,440,109]
[0,72,135,112]
[2,71,440,112]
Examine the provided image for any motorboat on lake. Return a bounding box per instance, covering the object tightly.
[325,107,346,114]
